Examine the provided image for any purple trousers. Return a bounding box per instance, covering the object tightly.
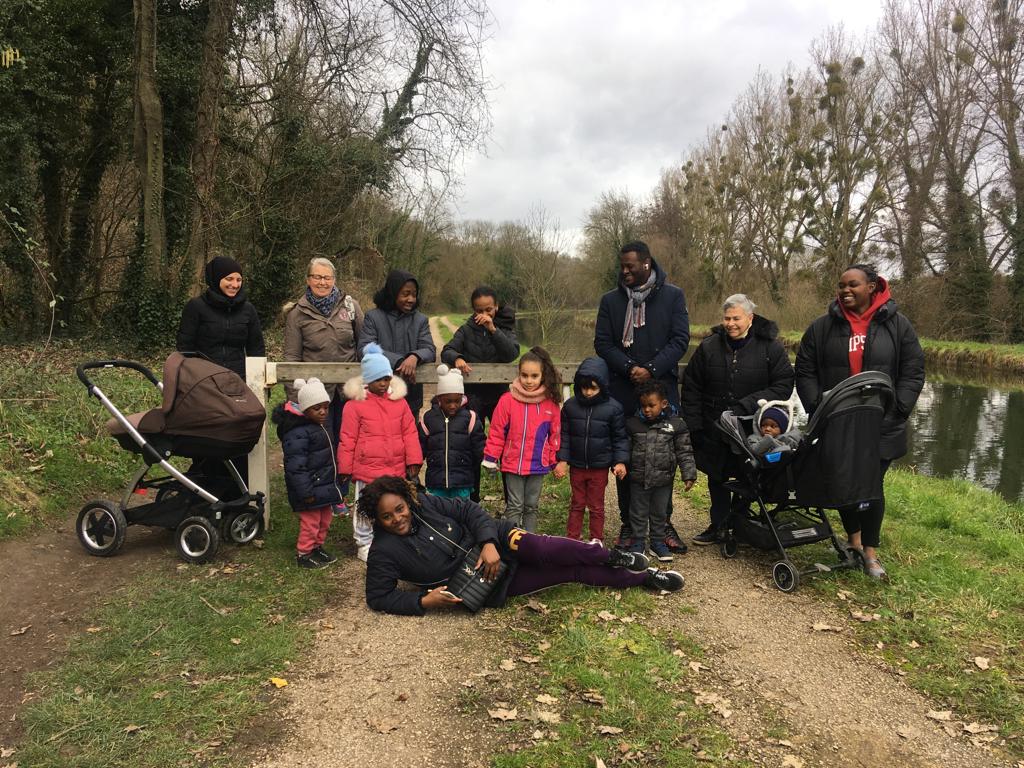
[505,532,648,596]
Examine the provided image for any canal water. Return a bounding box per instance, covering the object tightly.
[521,318,1024,503]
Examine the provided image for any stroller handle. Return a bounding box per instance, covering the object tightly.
[76,360,161,391]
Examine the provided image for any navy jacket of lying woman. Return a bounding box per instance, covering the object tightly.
[365,491,518,616]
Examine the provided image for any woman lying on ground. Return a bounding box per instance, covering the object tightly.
[359,476,684,616]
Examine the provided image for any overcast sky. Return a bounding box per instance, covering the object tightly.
[453,0,886,250]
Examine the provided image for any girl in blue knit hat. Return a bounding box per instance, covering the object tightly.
[337,343,423,562]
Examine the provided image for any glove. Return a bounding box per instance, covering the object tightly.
[481,458,498,473]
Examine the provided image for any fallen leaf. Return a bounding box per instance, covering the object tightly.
[597,725,624,735]
[535,694,559,705]
[123,724,144,734]
[229,638,241,645]
[499,659,516,671]
[812,622,840,632]
[251,539,265,549]
[531,729,544,740]
[896,725,919,739]
[535,710,561,724]
[876,642,885,650]
[619,615,636,624]
[672,649,686,657]
[269,677,288,688]
[850,610,881,623]
[151,691,168,700]
[974,656,990,671]
[537,641,551,652]
[488,707,518,721]
[483,495,499,502]
[460,679,475,688]
[776,739,794,747]
[908,640,921,649]
[267,614,284,625]
[85,626,103,633]
[926,710,952,722]
[1,748,16,758]
[836,589,854,600]
[688,661,707,673]
[582,690,606,705]
[782,756,804,768]
[597,610,616,622]
[8,626,30,637]
[963,722,998,734]
[526,599,549,614]
[319,620,334,630]
[368,718,398,734]
[520,655,541,664]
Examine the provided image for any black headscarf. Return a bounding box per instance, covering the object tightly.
[204,256,243,294]
[373,269,419,313]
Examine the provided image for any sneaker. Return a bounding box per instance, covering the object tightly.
[691,526,720,546]
[332,501,349,518]
[612,526,633,548]
[312,547,337,564]
[356,544,370,563]
[649,540,673,562]
[643,567,685,592]
[663,534,688,554]
[296,552,326,569]
[607,548,650,572]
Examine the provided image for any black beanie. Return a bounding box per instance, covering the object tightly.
[205,256,243,293]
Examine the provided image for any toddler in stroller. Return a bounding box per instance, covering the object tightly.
[75,352,267,564]
[716,371,894,592]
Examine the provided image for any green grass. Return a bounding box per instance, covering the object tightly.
[0,342,167,538]
[478,472,743,767]
[15,466,339,767]
[810,468,1024,749]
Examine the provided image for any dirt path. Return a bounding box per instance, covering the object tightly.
[660,493,1013,768]
[0,520,171,745]
[439,315,459,336]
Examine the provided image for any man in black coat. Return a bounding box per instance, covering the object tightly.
[594,241,691,551]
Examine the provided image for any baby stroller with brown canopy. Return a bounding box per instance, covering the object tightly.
[715,371,894,592]
[75,352,267,564]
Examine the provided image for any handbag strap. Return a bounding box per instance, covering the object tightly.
[412,511,471,555]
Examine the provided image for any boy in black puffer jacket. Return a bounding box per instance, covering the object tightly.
[418,365,485,499]
[554,357,629,541]
[625,379,697,562]
[273,378,344,569]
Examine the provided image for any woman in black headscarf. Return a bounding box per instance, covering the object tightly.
[177,256,266,378]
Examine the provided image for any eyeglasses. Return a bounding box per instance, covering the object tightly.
[308,274,335,282]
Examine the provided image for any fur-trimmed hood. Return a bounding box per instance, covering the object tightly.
[343,374,409,401]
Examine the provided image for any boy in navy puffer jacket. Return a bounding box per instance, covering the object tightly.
[418,365,485,498]
[273,378,344,569]
[554,357,629,541]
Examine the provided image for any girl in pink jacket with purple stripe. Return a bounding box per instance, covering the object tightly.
[482,347,562,532]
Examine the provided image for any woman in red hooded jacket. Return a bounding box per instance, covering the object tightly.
[795,264,925,581]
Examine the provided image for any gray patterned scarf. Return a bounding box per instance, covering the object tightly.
[306,286,340,317]
[621,271,657,348]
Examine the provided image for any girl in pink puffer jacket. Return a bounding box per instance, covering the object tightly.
[338,343,423,561]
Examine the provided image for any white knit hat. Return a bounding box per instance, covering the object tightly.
[435,364,464,396]
[295,377,330,412]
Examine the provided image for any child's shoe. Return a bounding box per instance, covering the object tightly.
[332,501,350,518]
[297,552,326,569]
[606,548,650,572]
[663,533,688,554]
[649,540,673,562]
[356,544,370,563]
[643,567,684,592]
[312,547,338,564]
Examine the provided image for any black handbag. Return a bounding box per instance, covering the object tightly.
[415,513,509,612]
[444,545,510,612]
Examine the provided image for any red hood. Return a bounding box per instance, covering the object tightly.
[839,276,891,324]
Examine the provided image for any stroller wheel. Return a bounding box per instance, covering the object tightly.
[223,509,264,545]
[175,516,220,564]
[76,501,127,557]
[772,561,800,593]
[719,537,738,559]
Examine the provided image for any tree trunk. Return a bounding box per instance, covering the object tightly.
[132,0,165,273]
[186,0,237,289]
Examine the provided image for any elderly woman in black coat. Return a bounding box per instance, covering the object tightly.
[795,264,924,580]
[360,476,684,616]
[681,294,794,544]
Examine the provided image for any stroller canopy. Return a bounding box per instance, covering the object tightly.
[108,353,266,459]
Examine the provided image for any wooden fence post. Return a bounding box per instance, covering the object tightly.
[245,356,270,528]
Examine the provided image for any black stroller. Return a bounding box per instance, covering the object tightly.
[76,352,267,564]
[715,371,894,592]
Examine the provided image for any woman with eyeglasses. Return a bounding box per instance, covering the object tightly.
[283,257,365,470]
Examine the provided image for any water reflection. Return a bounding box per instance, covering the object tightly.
[900,376,1024,503]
